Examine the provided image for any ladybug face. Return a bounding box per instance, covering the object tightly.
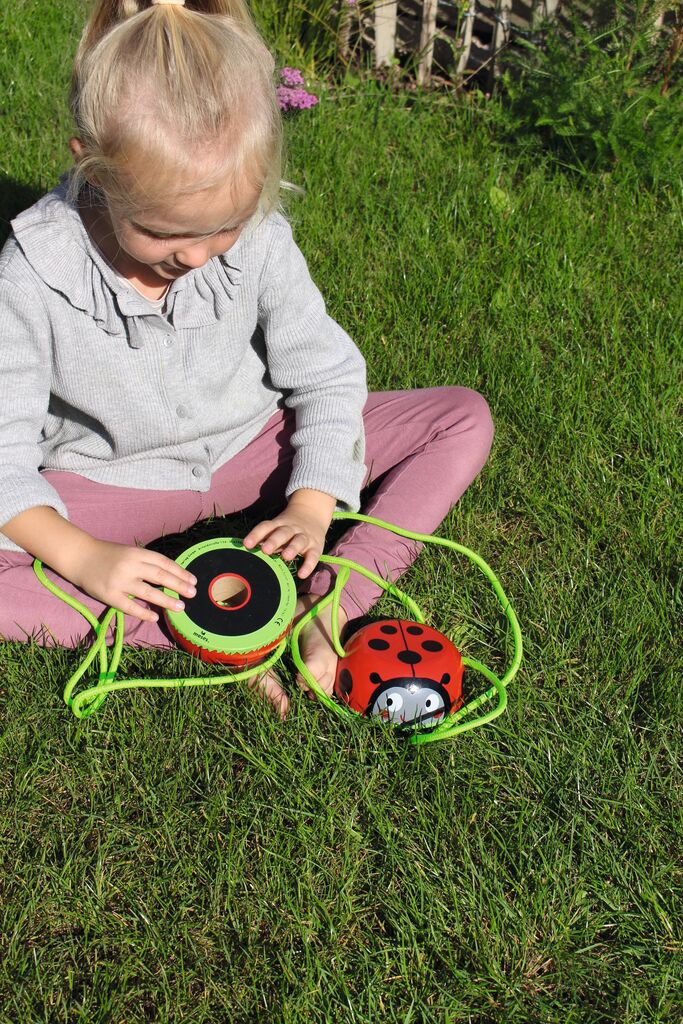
[368,674,449,727]
[334,619,464,730]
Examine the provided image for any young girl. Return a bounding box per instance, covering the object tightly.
[0,0,493,718]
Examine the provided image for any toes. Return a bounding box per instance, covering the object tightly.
[296,662,336,699]
[249,671,290,720]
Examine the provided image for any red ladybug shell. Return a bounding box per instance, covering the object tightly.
[334,619,464,729]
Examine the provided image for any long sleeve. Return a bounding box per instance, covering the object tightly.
[0,272,68,547]
[0,186,368,555]
[257,217,367,510]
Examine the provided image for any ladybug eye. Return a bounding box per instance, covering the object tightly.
[385,692,404,713]
[424,695,438,711]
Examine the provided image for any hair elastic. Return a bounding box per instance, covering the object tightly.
[151,0,186,6]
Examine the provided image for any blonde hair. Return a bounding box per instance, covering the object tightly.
[70,1,282,215]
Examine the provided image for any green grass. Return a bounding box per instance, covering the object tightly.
[1,4,682,1022]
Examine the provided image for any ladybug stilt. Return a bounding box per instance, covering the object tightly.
[334,619,464,730]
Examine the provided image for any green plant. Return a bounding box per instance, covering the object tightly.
[498,1,683,185]
[251,0,343,71]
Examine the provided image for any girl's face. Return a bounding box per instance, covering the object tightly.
[106,175,262,283]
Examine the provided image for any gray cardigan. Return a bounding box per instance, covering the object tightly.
[0,185,367,552]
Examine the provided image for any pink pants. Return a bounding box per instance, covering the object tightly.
[0,387,493,647]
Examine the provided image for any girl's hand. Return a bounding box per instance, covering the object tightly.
[243,489,336,579]
[71,538,197,623]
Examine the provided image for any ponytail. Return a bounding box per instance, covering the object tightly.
[76,0,255,63]
[70,0,282,214]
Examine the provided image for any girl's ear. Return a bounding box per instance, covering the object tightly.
[69,137,100,187]
[69,137,86,163]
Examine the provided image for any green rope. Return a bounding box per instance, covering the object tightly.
[290,512,521,746]
[33,561,286,719]
[32,511,522,740]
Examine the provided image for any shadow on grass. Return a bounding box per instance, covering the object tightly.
[0,175,43,247]
[144,506,373,650]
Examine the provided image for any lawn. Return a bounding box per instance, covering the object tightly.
[1,3,682,1022]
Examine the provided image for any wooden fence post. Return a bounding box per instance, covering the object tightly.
[417,0,439,84]
[456,0,476,79]
[370,0,566,87]
[492,0,512,57]
[375,0,398,67]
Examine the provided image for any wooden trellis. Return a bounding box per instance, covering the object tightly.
[372,0,561,86]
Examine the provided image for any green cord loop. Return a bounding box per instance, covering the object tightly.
[33,511,522,739]
[290,511,522,745]
[32,559,285,720]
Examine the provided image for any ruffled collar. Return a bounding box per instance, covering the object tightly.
[10,180,245,349]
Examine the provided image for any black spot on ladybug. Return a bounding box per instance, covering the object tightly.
[398,650,422,665]
[406,625,423,635]
[338,669,353,696]
[422,639,443,652]
[368,638,390,651]
[379,624,398,634]
[441,673,451,685]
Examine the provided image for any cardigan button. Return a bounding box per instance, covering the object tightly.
[191,465,203,478]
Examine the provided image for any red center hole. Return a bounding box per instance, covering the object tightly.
[208,573,251,611]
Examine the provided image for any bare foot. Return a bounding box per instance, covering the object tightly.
[248,668,289,720]
[294,594,348,699]
[248,597,347,719]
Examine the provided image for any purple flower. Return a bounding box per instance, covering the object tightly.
[277,85,319,112]
[280,67,305,87]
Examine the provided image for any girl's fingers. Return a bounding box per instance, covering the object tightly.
[280,534,308,560]
[113,595,159,623]
[230,522,321,567]
[243,521,274,548]
[296,549,320,579]
[143,558,197,597]
[111,578,187,621]
[246,521,308,554]
[135,581,187,613]
[259,526,299,554]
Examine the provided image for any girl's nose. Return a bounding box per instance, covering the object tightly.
[175,242,211,269]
